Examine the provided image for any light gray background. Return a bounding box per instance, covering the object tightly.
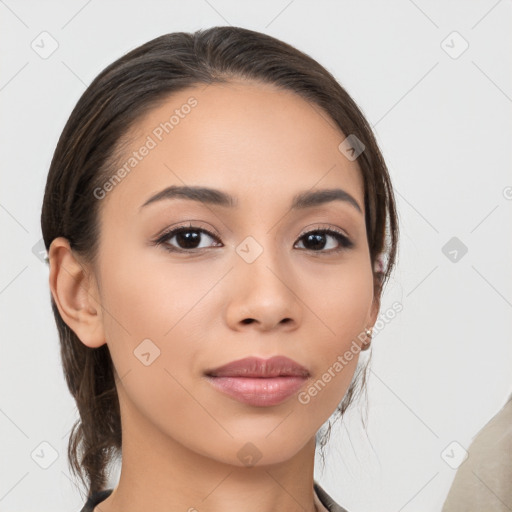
[1,1,511,511]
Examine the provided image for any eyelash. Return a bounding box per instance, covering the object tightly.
[152,223,354,254]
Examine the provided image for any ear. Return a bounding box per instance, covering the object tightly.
[367,270,383,328]
[48,237,106,348]
[368,291,381,328]
[360,285,381,351]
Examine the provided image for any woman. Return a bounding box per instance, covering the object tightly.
[41,26,399,512]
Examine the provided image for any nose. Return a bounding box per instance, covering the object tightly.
[224,246,302,333]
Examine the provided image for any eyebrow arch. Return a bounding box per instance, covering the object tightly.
[139,185,362,214]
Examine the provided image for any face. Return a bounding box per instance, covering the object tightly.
[77,80,378,466]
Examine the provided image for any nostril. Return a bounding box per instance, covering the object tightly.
[241,318,255,324]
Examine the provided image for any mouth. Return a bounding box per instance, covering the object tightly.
[203,356,310,407]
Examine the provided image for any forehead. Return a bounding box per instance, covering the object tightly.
[100,80,365,216]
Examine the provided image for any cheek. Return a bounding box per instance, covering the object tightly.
[307,259,374,340]
[297,357,359,419]
[300,261,373,395]
[94,247,178,374]
[97,253,214,439]
[97,245,225,396]
[99,242,215,340]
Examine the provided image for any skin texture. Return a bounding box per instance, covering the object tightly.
[49,80,379,512]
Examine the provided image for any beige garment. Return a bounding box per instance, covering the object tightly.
[442,393,512,511]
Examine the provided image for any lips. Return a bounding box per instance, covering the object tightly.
[204,356,310,378]
[204,356,310,407]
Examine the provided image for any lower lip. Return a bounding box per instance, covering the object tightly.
[205,376,308,407]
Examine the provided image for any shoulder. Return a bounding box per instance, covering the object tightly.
[442,396,512,510]
[314,480,350,512]
[462,394,512,464]
[78,489,114,512]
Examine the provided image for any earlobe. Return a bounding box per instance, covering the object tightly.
[48,237,106,348]
[361,294,380,351]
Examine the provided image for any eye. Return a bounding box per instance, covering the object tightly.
[152,223,354,254]
[294,226,354,253]
[154,223,222,252]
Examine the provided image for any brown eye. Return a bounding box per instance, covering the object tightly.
[155,225,222,252]
[295,229,354,252]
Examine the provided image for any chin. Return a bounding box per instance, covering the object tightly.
[205,430,314,468]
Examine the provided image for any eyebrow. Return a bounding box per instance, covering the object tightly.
[139,185,362,214]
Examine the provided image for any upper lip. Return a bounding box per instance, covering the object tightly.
[205,356,310,378]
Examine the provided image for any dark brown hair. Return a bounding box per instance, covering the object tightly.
[41,26,399,498]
